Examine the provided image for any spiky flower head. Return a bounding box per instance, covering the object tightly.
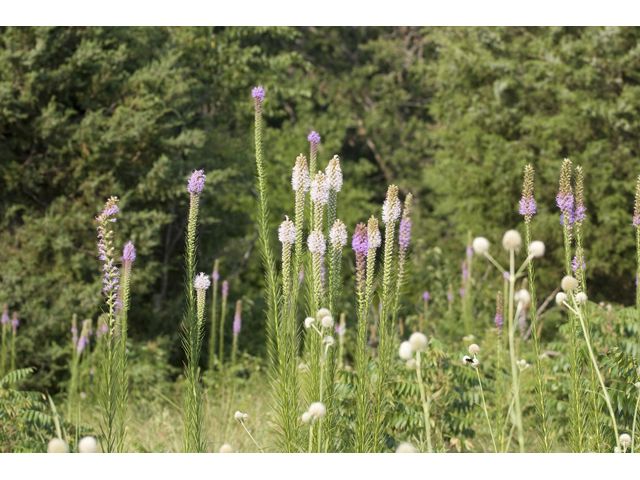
[620,434,631,449]
[555,292,568,306]
[502,230,522,251]
[382,185,401,225]
[519,164,537,222]
[78,436,98,453]
[575,292,588,304]
[572,252,586,273]
[515,289,531,308]
[194,272,211,291]
[219,443,233,453]
[310,171,329,206]
[557,158,574,226]
[122,241,136,263]
[323,335,334,346]
[251,85,265,100]
[308,230,326,255]
[187,169,206,196]
[1,304,8,325]
[222,280,229,298]
[234,411,244,420]
[307,131,321,144]
[329,220,348,247]
[367,216,381,249]
[495,291,503,330]
[472,237,490,255]
[304,317,315,329]
[321,315,334,329]
[292,154,310,192]
[399,341,413,360]
[308,402,326,419]
[633,175,640,227]
[278,216,297,245]
[423,291,430,302]
[409,332,428,352]
[573,165,586,225]
[326,155,343,192]
[96,196,120,300]
[469,344,480,355]
[528,240,545,258]
[47,438,70,453]
[396,442,417,453]
[561,276,579,292]
[352,222,368,254]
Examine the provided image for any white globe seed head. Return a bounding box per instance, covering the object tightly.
[78,436,98,453]
[308,402,326,419]
[472,237,490,255]
[620,434,631,449]
[469,344,480,356]
[575,292,588,304]
[515,289,531,308]
[502,230,522,251]
[399,341,414,360]
[47,438,70,453]
[243,413,249,420]
[234,411,243,421]
[528,240,545,258]
[561,275,579,292]
[219,443,233,453]
[301,412,312,423]
[321,315,335,329]
[405,358,417,369]
[409,332,428,352]
[634,382,640,389]
[472,358,480,367]
[555,292,568,306]
[316,308,331,321]
[304,317,315,329]
[323,335,335,346]
[396,442,417,453]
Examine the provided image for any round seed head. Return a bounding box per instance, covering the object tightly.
[515,289,531,308]
[321,315,335,329]
[234,411,243,421]
[620,434,631,449]
[409,332,428,352]
[316,308,331,321]
[78,436,98,453]
[502,230,522,251]
[555,292,568,306]
[396,442,417,453]
[575,292,588,304]
[47,438,70,453]
[323,335,335,346]
[528,240,545,258]
[399,341,414,360]
[405,358,417,369]
[472,358,480,367]
[243,413,249,420]
[219,443,233,453]
[308,402,326,419]
[469,344,480,355]
[304,317,315,329]
[561,276,579,292]
[472,237,490,255]
[463,355,471,365]
[301,412,312,423]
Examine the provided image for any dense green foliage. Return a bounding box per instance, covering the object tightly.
[2,26,640,396]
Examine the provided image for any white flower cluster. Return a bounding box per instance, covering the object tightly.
[278,216,297,244]
[502,230,522,251]
[382,196,401,225]
[368,227,381,249]
[326,155,343,192]
[194,272,211,291]
[329,220,348,247]
[308,230,326,255]
[291,155,310,192]
[302,402,326,423]
[472,236,490,255]
[310,171,329,205]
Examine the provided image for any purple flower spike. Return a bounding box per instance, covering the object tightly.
[11,313,18,330]
[447,292,453,303]
[187,169,206,196]
[307,131,321,143]
[423,291,430,302]
[123,241,136,263]
[1,305,8,325]
[251,85,265,100]
[519,164,537,223]
[459,288,466,298]
[352,223,369,254]
[77,336,86,354]
[466,244,473,258]
[212,269,220,282]
[233,313,242,335]
[571,253,586,272]
[399,217,412,250]
[89,369,94,376]
[222,280,229,298]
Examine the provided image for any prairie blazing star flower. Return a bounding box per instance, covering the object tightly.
[326,155,343,192]
[382,185,401,225]
[307,131,321,144]
[308,230,326,255]
[96,197,120,303]
[291,154,310,192]
[399,217,412,250]
[194,272,211,291]
[519,164,537,222]
[423,291,430,302]
[466,244,473,258]
[278,216,297,245]
[251,85,265,100]
[459,288,466,298]
[1,304,8,325]
[571,252,586,272]
[212,266,220,282]
[557,159,575,227]
[11,313,18,332]
[187,169,206,196]
[329,220,348,247]
[367,217,382,249]
[222,280,229,298]
[633,175,640,227]
[233,301,242,335]
[310,171,329,206]
[352,223,368,254]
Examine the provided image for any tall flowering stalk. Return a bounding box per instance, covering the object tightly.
[279,217,297,311]
[208,259,220,372]
[353,222,371,452]
[520,164,551,452]
[231,300,242,366]
[328,220,347,315]
[557,159,585,452]
[308,131,321,229]
[494,291,505,451]
[292,154,309,298]
[461,231,473,333]
[1,304,8,375]
[182,169,207,453]
[219,280,228,363]
[10,313,18,372]
[391,194,412,328]
[634,176,640,311]
[372,185,401,452]
[96,196,121,453]
[326,157,343,315]
[116,240,135,452]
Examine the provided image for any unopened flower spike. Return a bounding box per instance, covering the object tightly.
[519,164,537,222]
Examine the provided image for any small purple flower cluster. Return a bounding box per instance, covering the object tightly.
[459,288,466,298]
[495,292,503,332]
[222,280,229,298]
[187,169,206,196]
[97,197,120,302]
[251,86,265,101]
[447,291,453,303]
[398,217,412,250]
[233,301,242,335]
[11,312,18,332]
[212,267,220,282]
[1,304,8,325]
[462,261,469,280]
[519,164,537,222]
[352,223,369,254]
[307,131,321,144]
[466,244,473,258]
[571,253,586,272]
[423,291,430,302]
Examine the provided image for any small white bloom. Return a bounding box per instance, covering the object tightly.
[194,272,211,291]
[234,411,243,421]
[620,433,631,449]
[399,341,414,360]
[555,292,568,306]
[368,228,381,249]
[405,358,417,369]
[502,230,522,250]
[326,156,343,192]
[575,292,588,304]
[329,220,348,247]
[304,317,315,329]
[301,412,312,423]
[321,316,335,329]
[382,197,401,225]
[308,402,326,419]
[409,332,428,352]
[308,230,326,255]
[47,438,69,453]
[323,335,335,346]
[561,275,579,292]
[292,155,310,192]
[219,443,233,453]
[278,216,297,244]
[243,413,249,420]
[396,442,417,453]
[469,344,480,356]
[78,436,98,453]
[472,237,490,255]
[316,308,331,321]
[310,171,329,205]
[472,358,480,367]
[462,334,476,342]
[528,240,545,258]
[614,447,621,453]
[515,289,531,308]
[463,355,472,365]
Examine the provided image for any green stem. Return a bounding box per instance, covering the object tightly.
[508,249,525,453]
[415,351,432,453]
[476,367,497,453]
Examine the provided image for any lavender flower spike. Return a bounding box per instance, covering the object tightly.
[222,280,229,298]
[1,304,8,325]
[423,291,430,302]
[122,241,136,263]
[233,300,242,335]
[251,85,265,100]
[11,312,18,330]
[519,164,537,222]
[187,169,206,196]
[308,131,321,143]
[633,175,640,227]
[399,217,412,250]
